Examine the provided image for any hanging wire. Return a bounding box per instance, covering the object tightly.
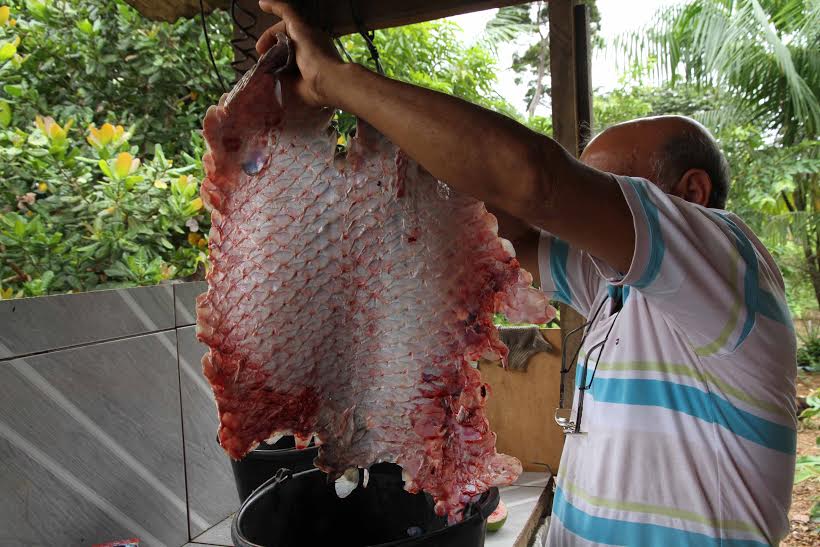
[349,0,384,74]
[230,0,260,78]
[334,37,355,63]
[199,0,228,93]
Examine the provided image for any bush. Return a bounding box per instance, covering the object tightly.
[798,333,820,372]
[0,0,233,298]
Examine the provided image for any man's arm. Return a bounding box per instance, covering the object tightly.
[487,207,541,283]
[257,1,634,274]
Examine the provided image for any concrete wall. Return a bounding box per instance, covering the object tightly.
[0,282,237,547]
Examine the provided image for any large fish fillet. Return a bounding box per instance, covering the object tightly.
[197,35,555,520]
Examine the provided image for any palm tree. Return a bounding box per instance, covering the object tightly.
[619,0,820,308]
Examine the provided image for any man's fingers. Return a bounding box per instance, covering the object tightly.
[258,0,296,19]
[256,21,287,55]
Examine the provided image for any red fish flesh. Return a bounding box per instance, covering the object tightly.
[197,35,555,520]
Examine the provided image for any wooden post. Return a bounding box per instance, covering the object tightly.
[549,0,592,428]
[574,3,593,151]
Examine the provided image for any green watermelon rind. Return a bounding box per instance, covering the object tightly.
[487,500,508,532]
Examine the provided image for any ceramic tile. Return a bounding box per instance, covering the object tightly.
[485,480,550,547]
[174,281,206,327]
[0,284,174,359]
[0,332,187,547]
[178,326,239,536]
[192,515,234,546]
[0,431,153,546]
[510,470,550,488]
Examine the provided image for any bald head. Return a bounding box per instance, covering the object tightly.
[581,116,731,208]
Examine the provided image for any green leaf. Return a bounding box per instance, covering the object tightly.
[0,101,10,127]
[13,219,25,238]
[800,407,820,420]
[3,84,23,97]
[98,159,113,178]
[0,42,17,62]
[77,19,94,35]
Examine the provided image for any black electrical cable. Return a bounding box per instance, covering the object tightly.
[230,0,260,78]
[349,0,384,74]
[334,37,355,63]
[199,0,228,93]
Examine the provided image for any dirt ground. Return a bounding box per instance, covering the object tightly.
[781,372,820,547]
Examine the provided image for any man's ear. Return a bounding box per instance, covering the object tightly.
[672,168,712,207]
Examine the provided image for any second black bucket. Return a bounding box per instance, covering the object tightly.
[232,463,499,547]
[228,435,319,502]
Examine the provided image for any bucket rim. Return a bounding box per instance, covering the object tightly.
[217,435,320,459]
[231,467,500,547]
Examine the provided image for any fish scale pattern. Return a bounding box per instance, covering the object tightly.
[196,41,554,520]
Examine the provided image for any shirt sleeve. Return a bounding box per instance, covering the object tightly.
[589,175,792,355]
[538,230,605,318]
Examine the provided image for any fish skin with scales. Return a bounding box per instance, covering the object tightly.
[196,34,555,521]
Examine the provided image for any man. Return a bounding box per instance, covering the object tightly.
[255,2,797,544]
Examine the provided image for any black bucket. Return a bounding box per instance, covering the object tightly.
[231,464,499,547]
[228,436,319,502]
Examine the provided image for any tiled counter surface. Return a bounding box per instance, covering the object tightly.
[184,471,552,547]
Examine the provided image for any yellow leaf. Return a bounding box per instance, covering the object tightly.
[113,152,132,178]
[177,174,189,188]
[197,238,208,249]
[190,91,198,100]
[35,114,46,132]
[86,125,101,147]
[153,179,168,189]
[0,287,13,300]
[190,197,203,211]
[37,182,48,192]
[187,232,201,246]
[99,122,115,144]
[48,122,64,140]
[0,6,9,26]
[9,17,15,26]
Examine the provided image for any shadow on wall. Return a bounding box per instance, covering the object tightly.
[0,282,235,546]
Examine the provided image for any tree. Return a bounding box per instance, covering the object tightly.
[333,20,519,140]
[618,0,820,309]
[485,1,601,117]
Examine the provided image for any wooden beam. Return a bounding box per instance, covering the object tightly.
[548,0,578,156]
[127,0,531,27]
[227,0,534,75]
[549,0,589,466]
[574,3,593,151]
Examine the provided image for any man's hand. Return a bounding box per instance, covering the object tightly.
[253,0,634,274]
[256,0,343,107]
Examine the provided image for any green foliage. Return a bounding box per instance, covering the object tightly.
[798,335,820,372]
[794,452,820,484]
[618,0,819,142]
[335,19,519,136]
[0,0,230,298]
[613,0,820,315]
[1,0,232,156]
[800,389,820,421]
[486,1,601,117]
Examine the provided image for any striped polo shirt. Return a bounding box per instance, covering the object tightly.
[539,176,797,546]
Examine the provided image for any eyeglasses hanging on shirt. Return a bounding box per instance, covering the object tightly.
[554,287,623,435]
